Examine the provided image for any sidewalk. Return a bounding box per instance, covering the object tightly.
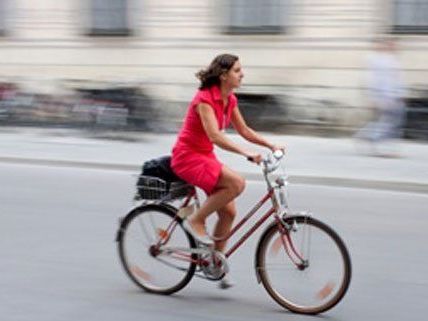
[0,126,427,194]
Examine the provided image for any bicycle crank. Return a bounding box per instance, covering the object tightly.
[199,250,229,280]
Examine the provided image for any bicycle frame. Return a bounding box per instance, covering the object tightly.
[149,151,307,269]
[220,190,277,258]
[171,182,303,264]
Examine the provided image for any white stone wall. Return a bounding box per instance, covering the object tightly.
[0,0,427,127]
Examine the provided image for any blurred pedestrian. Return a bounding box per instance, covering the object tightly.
[355,37,406,157]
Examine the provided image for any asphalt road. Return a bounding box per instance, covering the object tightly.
[1,163,427,321]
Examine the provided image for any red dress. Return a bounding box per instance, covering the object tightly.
[171,85,238,194]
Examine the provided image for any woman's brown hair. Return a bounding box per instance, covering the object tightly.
[196,53,239,89]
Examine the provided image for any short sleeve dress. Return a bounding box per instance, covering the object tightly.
[171,85,238,194]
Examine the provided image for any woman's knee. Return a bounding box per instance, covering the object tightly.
[237,176,246,194]
[218,167,245,196]
[230,175,245,196]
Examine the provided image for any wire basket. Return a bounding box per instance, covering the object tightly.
[136,175,193,201]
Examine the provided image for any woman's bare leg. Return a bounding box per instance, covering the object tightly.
[187,166,245,237]
[214,201,237,252]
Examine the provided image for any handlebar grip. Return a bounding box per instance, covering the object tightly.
[273,149,285,159]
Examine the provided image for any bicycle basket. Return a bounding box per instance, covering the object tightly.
[137,175,192,200]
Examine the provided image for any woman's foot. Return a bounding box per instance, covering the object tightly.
[218,275,235,289]
[182,220,214,246]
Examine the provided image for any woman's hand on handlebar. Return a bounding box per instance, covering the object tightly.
[270,144,286,153]
[245,143,285,164]
[246,152,262,164]
[270,144,286,159]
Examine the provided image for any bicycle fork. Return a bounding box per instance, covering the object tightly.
[254,212,312,283]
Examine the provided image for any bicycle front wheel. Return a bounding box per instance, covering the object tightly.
[117,204,197,295]
[256,215,351,314]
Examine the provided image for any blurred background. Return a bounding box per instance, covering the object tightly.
[0,0,427,138]
[1,2,428,321]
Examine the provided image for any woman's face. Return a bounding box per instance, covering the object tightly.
[222,60,244,89]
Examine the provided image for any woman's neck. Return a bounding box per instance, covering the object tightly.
[220,85,233,101]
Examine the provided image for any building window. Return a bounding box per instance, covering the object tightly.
[393,0,428,33]
[224,0,287,34]
[88,0,131,36]
[0,0,7,36]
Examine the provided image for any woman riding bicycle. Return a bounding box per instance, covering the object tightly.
[171,53,284,287]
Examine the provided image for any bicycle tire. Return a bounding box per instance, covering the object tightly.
[117,204,197,295]
[255,215,351,314]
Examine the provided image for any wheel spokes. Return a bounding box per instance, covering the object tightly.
[260,218,350,314]
[119,208,196,294]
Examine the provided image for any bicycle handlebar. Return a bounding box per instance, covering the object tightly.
[246,149,285,174]
[263,149,284,173]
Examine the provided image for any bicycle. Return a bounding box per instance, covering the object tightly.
[115,150,352,315]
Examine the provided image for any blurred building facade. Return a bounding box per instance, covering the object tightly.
[0,0,428,131]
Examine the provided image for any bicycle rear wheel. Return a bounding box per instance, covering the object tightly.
[117,204,197,294]
[256,215,351,314]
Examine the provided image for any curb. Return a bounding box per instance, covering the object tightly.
[243,173,428,194]
[2,156,427,195]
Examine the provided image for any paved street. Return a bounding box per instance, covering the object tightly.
[1,127,428,320]
[1,159,428,321]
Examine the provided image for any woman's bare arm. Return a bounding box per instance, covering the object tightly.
[230,107,277,150]
[197,103,261,161]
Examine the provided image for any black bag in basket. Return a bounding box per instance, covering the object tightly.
[140,155,180,182]
[136,156,190,200]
